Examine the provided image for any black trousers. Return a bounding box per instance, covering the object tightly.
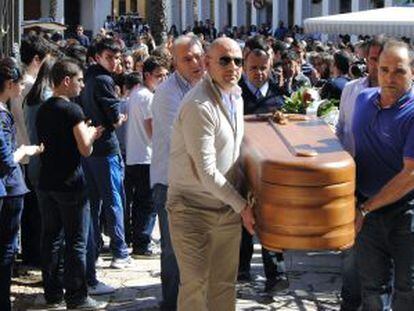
[238,226,285,280]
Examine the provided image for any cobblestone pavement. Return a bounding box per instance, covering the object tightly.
[11,246,343,311]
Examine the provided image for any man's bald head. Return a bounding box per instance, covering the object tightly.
[207,37,242,57]
[206,38,243,91]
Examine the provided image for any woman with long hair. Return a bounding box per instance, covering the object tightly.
[0,57,43,310]
[24,56,55,188]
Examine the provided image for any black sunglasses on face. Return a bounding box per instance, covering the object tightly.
[218,56,243,68]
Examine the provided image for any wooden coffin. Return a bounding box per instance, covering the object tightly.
[241,115,356,251]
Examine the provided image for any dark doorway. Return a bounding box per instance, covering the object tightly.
[288,0,294,27]
[340,0,352,13]
[65,0,80,28]
[65,0,80,37]
[24,0,41,20]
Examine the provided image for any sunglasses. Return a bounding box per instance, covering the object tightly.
[218,56,243,68]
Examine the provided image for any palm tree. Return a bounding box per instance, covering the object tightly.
[49,0,57,21]
[146,0,167,45]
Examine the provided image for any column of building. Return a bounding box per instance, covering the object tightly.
[79,0,112,35]
[302,0,312,21]
[168,0,181,32]
[40,0,64,23]
[181,0,195,31]
[279,0,288,28]
[251,1,257,27]
[384,0,394,7]
[271,0,279,33]
[231,0,246,27]
[294,0,303,26]
[214,0,228,32]
[197,0,211,23]
[321,0,340,42]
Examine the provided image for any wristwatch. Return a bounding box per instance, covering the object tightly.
[359,204,370,217]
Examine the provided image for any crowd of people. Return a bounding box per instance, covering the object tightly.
[0,16,413,311]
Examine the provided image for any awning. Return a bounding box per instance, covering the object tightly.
[22,20,67,31]
[304,7,414,38]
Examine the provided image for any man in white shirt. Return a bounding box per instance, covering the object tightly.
[125,57,169,257]
[150,35,205,310]
[337,36,385,156]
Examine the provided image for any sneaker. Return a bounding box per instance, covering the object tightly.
[264,275,289,295]
[45,300,65,310]
[88,281,116,295]
[132,249,159,259]
[95,257,105,268]
[110,256,134,269]
[66,296,107,310]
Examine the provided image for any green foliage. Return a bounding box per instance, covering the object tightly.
[281,89,306,114]
[281,87,340,117]
[317,99,340,117]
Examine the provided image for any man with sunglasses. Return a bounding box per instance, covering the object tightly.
[167,37,255,310]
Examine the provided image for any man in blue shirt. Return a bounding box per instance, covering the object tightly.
[352,39,414,310]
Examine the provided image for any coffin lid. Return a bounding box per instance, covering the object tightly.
[242,115,355,186]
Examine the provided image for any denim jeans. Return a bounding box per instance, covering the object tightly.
[356,203,414,311]
[38,190,89,305]
[340,247,362,311]
[0,196,24,311]
[153,183,179,310]
[125,164,155,252]
[82,154,129,259]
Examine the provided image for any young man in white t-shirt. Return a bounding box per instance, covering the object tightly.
[125,56,169,257]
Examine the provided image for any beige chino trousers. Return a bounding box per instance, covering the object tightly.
[168,202,242,311]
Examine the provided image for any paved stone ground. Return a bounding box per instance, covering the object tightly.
[11,246,343,311]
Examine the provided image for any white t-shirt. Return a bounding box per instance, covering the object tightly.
[126,86,153,165]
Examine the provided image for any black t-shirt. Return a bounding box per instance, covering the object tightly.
[36,97,86,192]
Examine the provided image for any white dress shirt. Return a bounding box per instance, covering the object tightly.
[150,72,193,187]
[336,77,369,156]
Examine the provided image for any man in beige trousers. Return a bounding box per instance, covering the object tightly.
[167,37,255,311]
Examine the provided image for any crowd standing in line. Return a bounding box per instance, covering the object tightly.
[0,15,413,311]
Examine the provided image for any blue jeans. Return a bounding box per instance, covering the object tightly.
[153,184,179,310]
[82,154,128,259]
[0,196,24,311]
[38,190,89,305]
[125,164,155,252]
[356,203,414,311]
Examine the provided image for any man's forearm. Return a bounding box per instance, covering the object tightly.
[363,170,414,212]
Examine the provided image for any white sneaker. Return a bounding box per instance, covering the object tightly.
[110,256,134,269]
[95,257,105,268]
[88,281,116,295]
